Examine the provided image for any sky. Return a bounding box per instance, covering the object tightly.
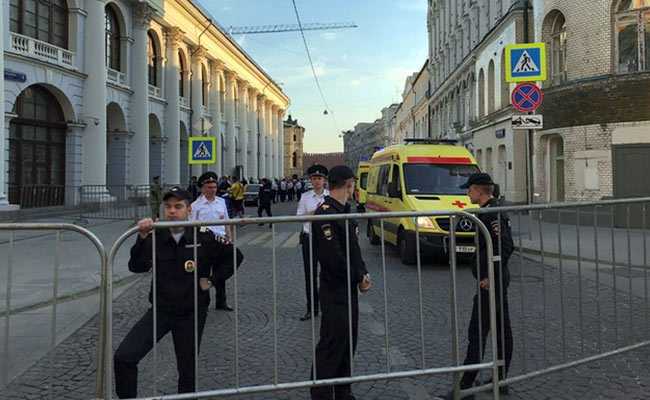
[197,0,429,153]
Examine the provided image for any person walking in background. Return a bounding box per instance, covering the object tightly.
[280,178,287,202]
[257,178,273,226]
[229,177,245,218]
[271,179,279,204]
[187,176,200,202]
[287,179,294,201]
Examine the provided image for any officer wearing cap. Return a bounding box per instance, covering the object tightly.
[310,165,372,400]
[114,186,243,398]
[296,164,329,321]
[442,173,514,400]
[191,172,234,311]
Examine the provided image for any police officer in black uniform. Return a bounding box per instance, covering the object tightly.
[442,173,514,400]
[310,166,372,400]
[113,187,243,398]
[257,178,273,225]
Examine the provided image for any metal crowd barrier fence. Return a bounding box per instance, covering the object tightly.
[0,223,109,400]
[78,185,156,222]
[101,210,502,400]
[462,196,650,396]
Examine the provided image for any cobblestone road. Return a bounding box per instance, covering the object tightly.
[2,202,650,399]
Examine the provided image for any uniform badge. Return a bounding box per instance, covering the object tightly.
[321,204,330,210]
[355,226,360,236]
[184,260,196,272]
[199,226,209,233]
[322,224,333,240]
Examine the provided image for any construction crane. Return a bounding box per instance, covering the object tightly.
[227,22,358,35]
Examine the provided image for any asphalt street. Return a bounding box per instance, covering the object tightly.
[2,200,650,399]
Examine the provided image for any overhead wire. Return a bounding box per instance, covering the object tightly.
[290,0,341,134]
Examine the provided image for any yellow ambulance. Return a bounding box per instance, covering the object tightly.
[365,139,479,265]
[354,161,370,212]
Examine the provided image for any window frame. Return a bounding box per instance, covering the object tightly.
[105,5,121,71]
[10,0,69,49]
[147,31,159,87]
[615,0,650,73]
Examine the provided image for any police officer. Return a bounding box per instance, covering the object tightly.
[191,172,234,311]
[311,165,372,400]
[442,173,514,400]
[296,164,329,321]
[113,187,242,398]
[257,178,273,225]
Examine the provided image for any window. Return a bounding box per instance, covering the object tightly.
[550,13,567,82]
[292,152,297,168]
[147,32,159,87]
[389,164,402,196]
[105,5,120,71]
[179,51,186,97]
[478,68,485,117]
[202,66,208,106]
[371,164,391,195]
[10,0,68,49]
[359,172,369,190]
[616,0,650,72]
[487,60,495,114]
[403,163,479,195]
[293,134,296,142]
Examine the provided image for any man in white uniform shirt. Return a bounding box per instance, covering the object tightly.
[191,172,234,311]
[296,164,329,321]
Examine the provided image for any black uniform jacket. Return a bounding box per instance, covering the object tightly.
[313,196,368,302]
[474,198,514,287]
[129,227,243,315]
[258,183,273,205]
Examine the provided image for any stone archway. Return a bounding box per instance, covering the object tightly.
[149,114,164,183]
[106,102,128,197]
[8,85,68,207]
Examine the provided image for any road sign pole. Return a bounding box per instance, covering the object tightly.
[527,127,535,205]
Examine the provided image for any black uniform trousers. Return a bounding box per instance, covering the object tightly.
[459,286,513,389]
[213,278,227,307]
[280,190,287,202]
[114,307,208,398]
[301,232,319,314]
[258,203,272,218]
[311,287,359,400]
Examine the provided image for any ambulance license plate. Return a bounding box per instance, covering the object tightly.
[456,246,476,253]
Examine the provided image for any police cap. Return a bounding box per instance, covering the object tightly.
[328,165,355,188]
[198,171,218,187]
[163,186,192,202]
[459,172,495,189]
[307,164,328,178]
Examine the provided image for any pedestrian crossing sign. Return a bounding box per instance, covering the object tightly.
[188,136,217,165]
[505,43,547,83]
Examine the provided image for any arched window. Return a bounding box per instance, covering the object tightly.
[147,32,159,87]
[10,0,68,49]
[105,5,121,71]
[478,68,486,117]
[550,12,567,83]
[202,65,208,106]
[292,152,297,168]
[178,50,186,97]
[487,60,495,114]
[500,50,510,108]
[615,0,650,72]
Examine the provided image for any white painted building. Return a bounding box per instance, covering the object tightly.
[1,0,289,210]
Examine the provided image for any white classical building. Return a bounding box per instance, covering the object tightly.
[0,0,289,209]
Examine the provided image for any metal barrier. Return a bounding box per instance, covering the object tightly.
[101,210,501,400]
[78,185,154,222]
[462,196,650,396]
[0,223,108,400]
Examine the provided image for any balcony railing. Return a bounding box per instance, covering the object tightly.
[179,97,190,108]
[10,32,75,69]
[107,68,127,86]
[148,84,162,98]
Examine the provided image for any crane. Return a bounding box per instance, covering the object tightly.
[227,22,358,35]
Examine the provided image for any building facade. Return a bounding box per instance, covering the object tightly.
[394,61,430,144]
[1,0,289,210]
[283,115,304,178]
[428,0,529,202]
[531,0,650,202]
[303,152,345,172]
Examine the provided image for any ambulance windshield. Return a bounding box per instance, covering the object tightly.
[403,164,479,195]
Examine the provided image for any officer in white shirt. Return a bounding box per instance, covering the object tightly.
[191,172,234,311]
[296,164,329,321]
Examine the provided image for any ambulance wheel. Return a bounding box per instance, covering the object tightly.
[368,220,380,245]
[398,230,417,265]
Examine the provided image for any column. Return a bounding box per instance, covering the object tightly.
[65,123,84,206]
[0,8,7,207]
[164,27,183,184]
[224,71,237,176]
[277,109,285,178]
[248,88,259,181]
[81,0,107,186]
[130,4,151,185]
[258,95,267,178]
[237,79,249,179]
[265,101,273,178]
[269,105,277,179]
[191,46,207,177]
[210,61,224,177]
